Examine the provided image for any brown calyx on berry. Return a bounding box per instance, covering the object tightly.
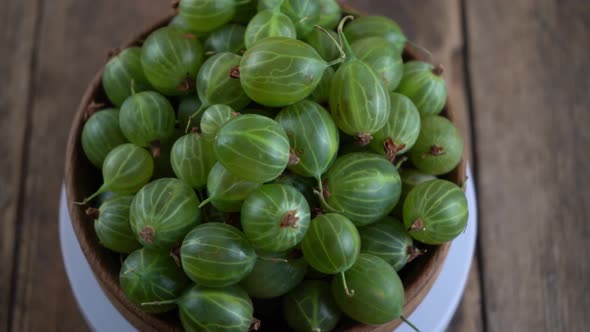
[280,210,300,228]
[191,127,201,134]
[354,133,373,146]
[85,207,100,219]
[140,226,155,244]
[384,137,407,163]
[288,148,301,166]
[231,111,241,117]
[409,218,425,232]
[171,0,180,10]
[151,140,161,159]
[407,246,427,263]
[432,64,444,76]
[229,65,241,78]
[177,76,195,92]
[422,144,446,158]
[249,318,261,331]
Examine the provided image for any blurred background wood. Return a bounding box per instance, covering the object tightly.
[0,0,588,331]
[466,0,590,331]
[1,1,169,331]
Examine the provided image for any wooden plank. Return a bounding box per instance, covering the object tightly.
[9,1,170,331]
[447,261,485,331]
[466,0,590,331]
[345,1,483,331]
[0,0,40,330]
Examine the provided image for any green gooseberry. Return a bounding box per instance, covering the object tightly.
[232,0,259,24]
[244,8,297,49]
[200,162,262,212]
[239,37,328,107]
[130,178,201,250]
[391,168,437,217]
[369,92,421,160]
[168,14,208,35]
[343,15,407,55]
[141,27,204,96]
[204,24,246,56]
[317,0,341,29]
[396,61,448,116]
[181,223,256,287]
[81,108,127,169]
[195,52,251,117]
[280,0,321,38]
[273,171,318,207]
[240,249,307,298]
[351,36,403,91]
[177,95,203,131]
[177,0,237,33]
[409,115,463,175]
[329,17,390,145]
[301,213,360,295]
[305,28,340,62]
[275,100,339,181]
[86,195,141,253]
[308,66,334,105]
[403,179,468,244]
[119,91,175,157]
[170,131,216,189]
[200,104,240,142]
[332,253,418,330]
[257,0,320,37]
[119,248,191,313]
[102,47,152,106]
[321,152,401,226]
[283,280,341,332]
[76,143,154,204]
[241,183,311,252]
[214,114,291,183]
[359,216,420,271]
[177,284,254,332]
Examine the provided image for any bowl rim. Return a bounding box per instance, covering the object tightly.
[65,9,466,332]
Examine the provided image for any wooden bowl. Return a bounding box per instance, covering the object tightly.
[65,7,466,332]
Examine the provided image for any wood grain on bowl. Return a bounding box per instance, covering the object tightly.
[65,8,466,332]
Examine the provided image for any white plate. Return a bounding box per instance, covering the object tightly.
[59,168,477,332]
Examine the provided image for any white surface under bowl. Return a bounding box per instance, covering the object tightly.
[59,168,477,332]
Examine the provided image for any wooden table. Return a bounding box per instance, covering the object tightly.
[1,0,588,331]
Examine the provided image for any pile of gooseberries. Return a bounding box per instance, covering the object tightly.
[79,1,468,331]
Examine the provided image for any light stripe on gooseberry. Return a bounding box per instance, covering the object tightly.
[214,114,291,183]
